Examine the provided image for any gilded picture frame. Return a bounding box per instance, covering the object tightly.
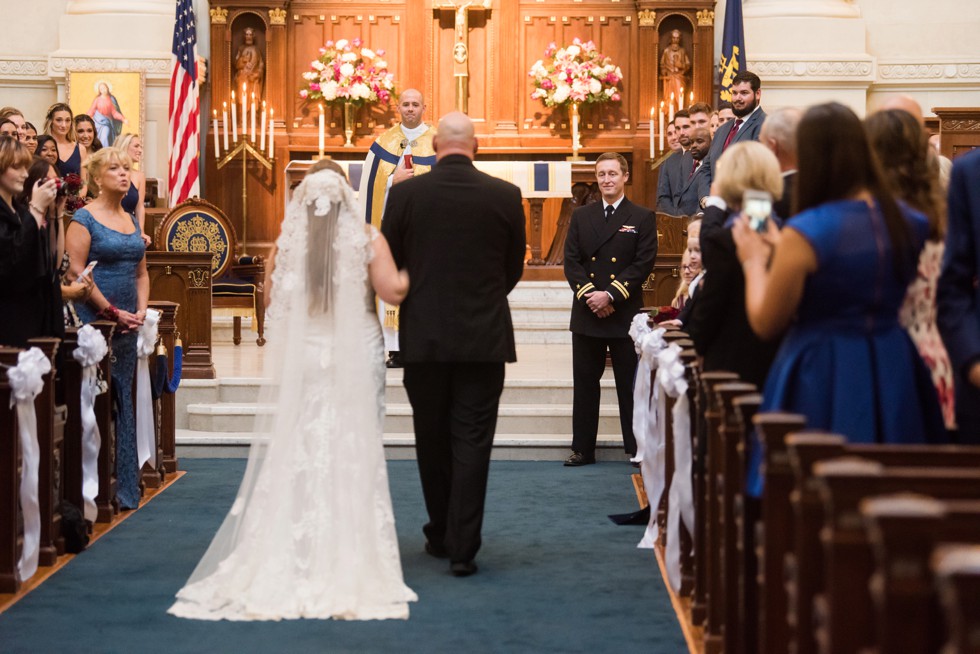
[66,70,145,149]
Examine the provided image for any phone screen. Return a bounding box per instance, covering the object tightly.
[743,190,773,233]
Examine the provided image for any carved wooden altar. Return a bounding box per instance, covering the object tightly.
[203,1,716,262]
[933,107,980,160]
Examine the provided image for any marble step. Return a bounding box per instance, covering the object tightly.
[185,402,624,435]
[176,429,631,462]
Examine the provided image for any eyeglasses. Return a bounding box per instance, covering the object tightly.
[682,264,697,271]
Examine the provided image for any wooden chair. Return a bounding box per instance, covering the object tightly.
[932,544,980,654]
[155,198,266,346]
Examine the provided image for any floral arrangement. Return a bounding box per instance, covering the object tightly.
[650,306,680,324]
[61,173,86,215]
[528,38,622,107]
[299,38,394,106]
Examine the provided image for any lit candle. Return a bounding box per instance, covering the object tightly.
[690,91,694,107]
[649,107,655,154]
[659,101,665,152]
[318,104,325,158]
[669,93,675,123]
[260,101,267,152]
[241,83,247,134]
[678,87,684,110]
[222,102,229,150]
[268,109,275,159]
[250,93,256,142]
[213,110,220,158]
[231,92,238,143]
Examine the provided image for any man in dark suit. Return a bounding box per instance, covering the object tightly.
[938,147,980,441]
[698,71,767,207]
[382,111,526,575]
[758,106,801,220]
[675,127,712,216]
[657,110,692,215]
[563,153,658,466]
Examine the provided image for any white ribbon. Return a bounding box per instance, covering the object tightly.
[136,308,161,470]
[628,317,668,549]
[658,343,694,591]
[7,347,51,583]
[72,325,108,522]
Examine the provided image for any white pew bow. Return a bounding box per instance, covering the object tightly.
[136,308,161,470]
[73,325,108,522]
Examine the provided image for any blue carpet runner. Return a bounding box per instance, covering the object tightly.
[0,459,685,653]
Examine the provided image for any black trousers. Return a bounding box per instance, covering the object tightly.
[571,333,638,457]
[403,361,505,564]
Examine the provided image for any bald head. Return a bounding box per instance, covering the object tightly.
[877,94,925,125]
[759,106,802,170]
[397,88,426,129]
[434,111,477,160]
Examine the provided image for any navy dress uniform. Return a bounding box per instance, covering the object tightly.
[564,196,658,462]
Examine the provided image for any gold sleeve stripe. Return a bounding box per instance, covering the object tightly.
[576,283,596,300]
[611,280,630,299]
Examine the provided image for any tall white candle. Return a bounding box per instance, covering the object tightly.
[669,93,675,123]
[649,107,655,154]
[268,109,275,158]
[690,91,694,108]
[260,101,267,151]
[659,102,665,152]
[678,87,684,110]
[230,93,238,143]
[241,84,247,134]
[212,110,220,158]
[250,93,256,142]
[318,104,325,157]
[222,102,229,150]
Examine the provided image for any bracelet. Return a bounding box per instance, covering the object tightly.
[98,305,120,322]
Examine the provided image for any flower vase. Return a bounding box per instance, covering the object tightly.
[569,102,583,161]
[343,102,355,148]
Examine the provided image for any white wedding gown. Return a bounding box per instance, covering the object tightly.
[169,170,417,621]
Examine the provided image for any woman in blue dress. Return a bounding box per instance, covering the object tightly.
[65,146,148,510]
[733,102,946,496]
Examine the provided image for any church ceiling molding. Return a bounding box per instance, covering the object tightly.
[876,60,980,86]
[748,56,875,86]
[46,55,171,79]
[0,57,48,80]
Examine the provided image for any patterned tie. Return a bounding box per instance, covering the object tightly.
[605,204,615,221]
[722,118,743,151]
[690,159,700,179]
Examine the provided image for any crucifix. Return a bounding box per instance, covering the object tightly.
[434,0,491,114]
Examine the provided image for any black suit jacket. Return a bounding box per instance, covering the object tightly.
[773,171,796,222]
[564,197,658,338]
[700,107,768,191]
[656,151,689,215]
[686,205,780,388]
[382,154,526,363]
[676,160,709,217]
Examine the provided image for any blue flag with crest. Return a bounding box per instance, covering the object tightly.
[718,0,747,104]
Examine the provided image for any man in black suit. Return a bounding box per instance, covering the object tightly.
[563,153,658,466]
[758,106,801,220]
[698,71,767,207]
[382,111,526,576]
[656,110,692,215]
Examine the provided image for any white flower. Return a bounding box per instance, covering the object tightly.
[322,80,339,101]
[566,45,581,58]
[552,84,570,104]
[605,87,616,97]
[589,78,601,95]
[341,52,358,62]
[311,60,325,71]
[351,82,371,100]
[303,71,318,81]
[339,62,355,78]
[336,39,349,50]
[360,48,375,59]
[375,60,388,70]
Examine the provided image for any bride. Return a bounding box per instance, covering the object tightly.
[168,160,416,621]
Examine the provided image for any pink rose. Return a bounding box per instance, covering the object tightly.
[299,89,309,99]
[541,78,555,90]
[377,49,386,56]
[611,93,621,102]
[309,83,321,92]
[352,37,363,47]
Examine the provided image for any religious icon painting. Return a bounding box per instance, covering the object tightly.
[66,70,145,147]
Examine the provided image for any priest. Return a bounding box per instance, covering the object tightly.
[359,88,437,367]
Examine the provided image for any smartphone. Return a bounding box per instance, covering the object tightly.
[743,189,773,233]
[403,153,413,169]
[76,260,98,282]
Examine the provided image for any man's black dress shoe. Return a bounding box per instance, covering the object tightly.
[450,561,478,577]
[385,352,403,368]
[425,541,449,559]
[563,451,596,466]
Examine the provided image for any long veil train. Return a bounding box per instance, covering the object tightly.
[168,170,417,621]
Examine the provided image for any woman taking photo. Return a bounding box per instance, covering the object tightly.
[733,102,946,495]
[0,138,62,347]
[66,146,148,510]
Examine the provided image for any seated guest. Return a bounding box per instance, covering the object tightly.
[686,141,784,388]
[0,119,18,138]
[665,219,704,323]
[867,109,956,433]
[758,107,802,220]
[75,114,103,154]
[35,135,59,166]
[733,102,946,496]
[672,250,697,310]
[0,138,62,347]
[66,147,148,510]
[23,122,38,153]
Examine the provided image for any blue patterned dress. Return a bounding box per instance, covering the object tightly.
[72,208,146,509]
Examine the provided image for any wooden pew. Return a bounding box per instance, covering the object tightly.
[152,301,179,475]
[92,321,118,523]
[678,344,698,597]
[814,461,980,654]
[28,337,64,565]
[932,544,980,654]
[731,392,763,654]
[0,347,22,592]
[59,328,86,525]
[753,412,808,654]
[862,496,980,653]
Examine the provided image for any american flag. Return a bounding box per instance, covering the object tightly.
[168,0,200,206]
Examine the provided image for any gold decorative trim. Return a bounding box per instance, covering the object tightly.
[638,9,655,27]
[269,8,287,25]
[697,9,715,26]
[209,6,228,24]
[188,268,210,288]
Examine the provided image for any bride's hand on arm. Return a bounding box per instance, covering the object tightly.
[369,230,409,305]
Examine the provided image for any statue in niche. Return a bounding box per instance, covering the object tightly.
[660,29,691,104]
[234,27,265,98]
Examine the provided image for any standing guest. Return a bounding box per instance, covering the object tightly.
[867,109,956,432]
[688,102,713,132]
[0,120,18,138]
[66,147,148,510]
[686,142,784,388]
[382,112,526,576]
[0,107,27,142]
[666,121,681,153]
[938,148,980,441]
[44,102,88,182]
[758,107,802,220]
[657,110,692,215]
[709,111,720,137]
[0,138,62,347]
[360,88,437,369]
[75,114,103,153]
[717,102,736,124]
[699,72,768,199]
[114,133,150,245]
[733,103,946,496]
[563,153,658,466]
[23,122,38,153]
[675,127,712,217]
[35,135,59,167]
